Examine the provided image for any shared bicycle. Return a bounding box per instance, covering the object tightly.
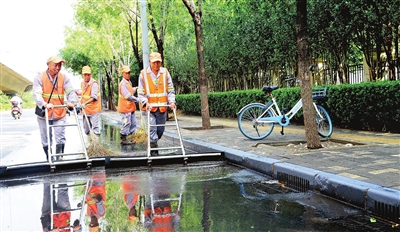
[237,86,333,140]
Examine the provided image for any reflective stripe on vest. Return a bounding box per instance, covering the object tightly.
[40,72,66,119]
[80,79,102,114]
[118,79,137,113]
[86,185,106,217]
[52,212,71,230]
[140,69,168,112]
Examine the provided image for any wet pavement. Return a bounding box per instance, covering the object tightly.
[1,109,85,165]
[1,108,400,230]
[152,113,400,191]
[2,162,388,231]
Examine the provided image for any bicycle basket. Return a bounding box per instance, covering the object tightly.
[312,88,327,100]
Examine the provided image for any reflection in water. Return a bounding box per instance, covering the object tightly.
[40,183,82,232]
[143,180,182,230]
[121,144,136,153]
[144,194,181,231]
[119,172,184,231]
[99,120,162,156]
[101,123,122,151]
[1,163,383,231]
[85,173,106,232]
[122,175,140,223]
[100,122,144,155]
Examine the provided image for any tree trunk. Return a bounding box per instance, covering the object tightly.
[395,24,399,80]
[202,182,211,232]
[183,0,211,129]
[195,15,211,129]
[106,71,116,111]
[148,1,165,57]
[122,0,143,70]
[101,75,107,109]
[297,0,321,149]
[106,61,117,112]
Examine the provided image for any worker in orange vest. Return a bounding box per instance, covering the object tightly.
[32,55,79,161]
[40,183,82,232]
[80,66,102,135]
[122,175,140,223]
[118,65,139,145]
[85,173,106,231]
[143,194,180,231]
[138,52,176,156]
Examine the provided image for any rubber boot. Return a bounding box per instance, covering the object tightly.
[43,146,54,162]
[150,142,158,156]
[120,134,126,144]
[120,135,133,145]
[56,144,64,161]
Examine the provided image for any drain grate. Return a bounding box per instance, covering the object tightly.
[374,201,400,223]
[277,172,310,192]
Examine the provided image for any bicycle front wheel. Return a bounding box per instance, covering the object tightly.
[315,105,333,137]
[238,104,274,140]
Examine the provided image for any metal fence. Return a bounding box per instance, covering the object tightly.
[348,64,364,84]
[328,63,399,84]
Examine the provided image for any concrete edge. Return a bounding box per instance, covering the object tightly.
[164,132,400,218]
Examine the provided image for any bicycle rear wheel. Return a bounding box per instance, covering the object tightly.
[315,105,333,137]
[238,104,274,140]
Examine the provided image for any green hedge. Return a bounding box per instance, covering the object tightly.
[176,80,400,133]
[326,81,400,132]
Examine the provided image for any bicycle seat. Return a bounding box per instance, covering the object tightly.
[262,86,279,93]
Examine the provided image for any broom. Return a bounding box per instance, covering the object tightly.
[126,108,180,150]
[82,109,115,157]
[126,111,148,145]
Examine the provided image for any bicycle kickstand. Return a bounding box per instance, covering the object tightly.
[280,126,284,135]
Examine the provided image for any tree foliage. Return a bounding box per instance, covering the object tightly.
[60,0,400,100]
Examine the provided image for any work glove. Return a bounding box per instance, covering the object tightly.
[66,102,75,111]
[75,106,82,114]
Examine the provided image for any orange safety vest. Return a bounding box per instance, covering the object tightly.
[118,79,137,113]
[53,212,71,231]
[40,72,66,119]
[144,206,174,232]
[140,69,168,113]
[80,79,102,114]
[122,176,139,208]
[86,185,107,218]
[122,176,138,192]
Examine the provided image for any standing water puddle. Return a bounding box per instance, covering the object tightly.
[0,117,395,231]
[1,162,391,231]
[96,117,181,156]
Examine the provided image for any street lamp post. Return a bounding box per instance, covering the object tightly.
[140,0,149,68]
